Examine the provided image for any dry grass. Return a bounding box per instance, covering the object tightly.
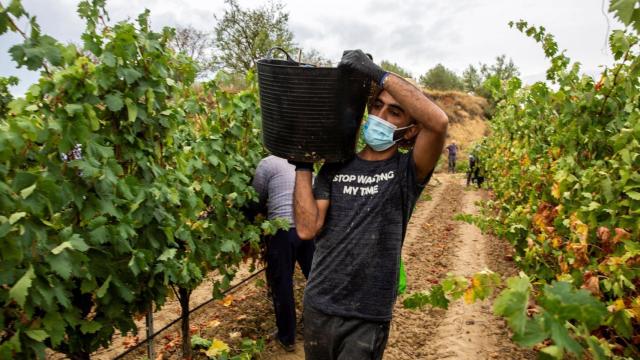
[424,89,490,148]
[424,89,490,124]
[419,88,491,172]
[446,117,488,155]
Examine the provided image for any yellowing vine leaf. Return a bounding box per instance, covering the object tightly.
[463,288,475,304]
[551,236,563,249]
[204,339,230,357]
[569,214,589,243]
[551,182,561,199]
[629,297,640,320]
[220,295,234,307]
[609,299,626,312]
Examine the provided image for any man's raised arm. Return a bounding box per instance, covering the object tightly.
[338,50,448,181]
[382,74,448,181]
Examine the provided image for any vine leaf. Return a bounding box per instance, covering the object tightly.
[9,266,35,307]
[105,93,123,111]
[26,329,49,342]
[19,183,36,199]
[96,275,112,298]
[493,275,530,335]
[51,235,89,254]
[609,0,637,25]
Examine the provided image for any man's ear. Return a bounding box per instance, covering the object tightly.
[404,123,421,140]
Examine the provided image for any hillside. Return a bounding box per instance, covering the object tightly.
[401,76,490,158]
[423,89,491,166]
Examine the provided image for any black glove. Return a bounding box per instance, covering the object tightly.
[338,49,388,86]
[288,159,314,172]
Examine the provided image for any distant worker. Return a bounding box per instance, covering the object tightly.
[445,141,458,173]
[467,154,477,186]
[466,154,484,188]
[252,155,315,352]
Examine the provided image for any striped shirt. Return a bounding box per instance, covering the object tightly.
[252,155,296,226]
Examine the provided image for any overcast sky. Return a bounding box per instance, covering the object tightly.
[1,0,622,95]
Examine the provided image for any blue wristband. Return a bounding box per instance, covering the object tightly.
[379,72,390,87]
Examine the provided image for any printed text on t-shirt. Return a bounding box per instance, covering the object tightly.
[332,171,395,196]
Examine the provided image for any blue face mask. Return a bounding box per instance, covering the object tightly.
[362,114,414,152]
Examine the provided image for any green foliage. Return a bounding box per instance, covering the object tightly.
[380,60,412,79]
[0,0,275,358]
[408,270,613,359]
[169,25,216,78]
[471,5,640,358]
[479,54,520,82]
[609,0,640,33]
[419,63,463,91]
[0,76,18,117]
[213,0,294,74]
[416,3,639,357]
[493,275,531,335]
[191,335,264,359]
[422,55,518,98]
[462,65,482,93]
[460,55,519,103]
[495,277,610,359]
[191,334,213,349]
[456,158,470,175]
[403,271,501,310]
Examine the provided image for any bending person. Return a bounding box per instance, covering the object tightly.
[252,155,315,352]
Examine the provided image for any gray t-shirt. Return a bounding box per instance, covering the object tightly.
[252,155,296,225]
[304,150,431,321]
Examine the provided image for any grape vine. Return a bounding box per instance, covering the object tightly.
[0,0,275,358]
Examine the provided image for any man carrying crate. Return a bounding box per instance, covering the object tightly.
[291,50,448,360]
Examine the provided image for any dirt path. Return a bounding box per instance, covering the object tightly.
[384,174,534,360]
[425,186,499,359]
[383,174,465,359]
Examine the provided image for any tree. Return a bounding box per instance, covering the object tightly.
[381,60,412,78]
[474,55,520,104]
[298,48,332,67]
[169,25,215,77]
[480,54,519,81]
[419,64,463,91]
[462,65,482,93]
[213,0,294,74]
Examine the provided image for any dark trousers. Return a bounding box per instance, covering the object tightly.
[303,305,391,360]
[467,167,476,186]
[266,228,315,346]
[448,156,457,173]
[467,168,483,187]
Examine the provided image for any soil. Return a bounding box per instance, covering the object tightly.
[62,173,535,360]
[382,174,534,360]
